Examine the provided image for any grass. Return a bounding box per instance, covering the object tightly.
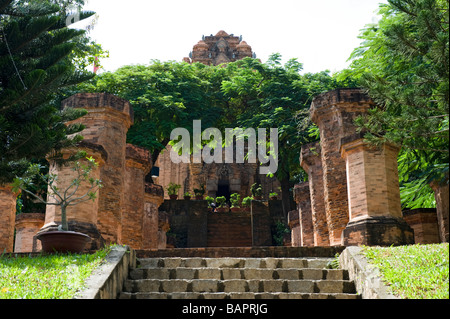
[0,245,112,299]
[361,243,449,299]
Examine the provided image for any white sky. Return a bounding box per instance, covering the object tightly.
[77,0,388,74]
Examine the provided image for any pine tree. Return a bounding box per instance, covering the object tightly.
[0,0,96,183]
[342,0,449,208]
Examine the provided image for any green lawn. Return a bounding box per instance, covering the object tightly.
[0,246,111,299]
[361,243,449,299]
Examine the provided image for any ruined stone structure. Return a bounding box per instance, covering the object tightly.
[293,183,314,247]
[430,181,449,243]
[403,208,440,244]
[340,133,414,246]
[300,142,329,246]
[0,185,20,253]
[0,93,168,253]
[291,88,418,247]
[14,213,45,252]
[157,31,279,201]
[183,30,255,66]
[162,199,282,248]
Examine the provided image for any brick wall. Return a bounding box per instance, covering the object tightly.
[207,211,252,247]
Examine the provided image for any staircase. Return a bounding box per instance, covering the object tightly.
[119,248,360,299]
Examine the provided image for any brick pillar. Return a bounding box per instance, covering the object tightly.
[403,208,440,244]
[158,211,170,249]
[43,143,107,250]
[340,134,414,246]
[0,185,19,253]
[14,213,45,252]
[300,142,330,246]
[430,181,449,242]
[293,183,314,247]
[288,210,301,246]
[310,88,373,245]
[142,183,165,249]
[122,144,152,249]
[62,93,133,244]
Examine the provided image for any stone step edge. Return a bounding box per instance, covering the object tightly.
[129,267,349,280]
[136,246,345,258]
[137,258,333,269]
[119,291,361,299]
[124,279,357,294]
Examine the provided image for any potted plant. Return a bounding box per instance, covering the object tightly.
[193,184,205,200]
[242,196,252,212]
[167,182,181,200]
[230,193,241,212]
[269,192,278,200]
[251,183,263,200]
[215,196,228,213]
[205,196,215,212]
[183,192,192,200]
[12,156,102,253]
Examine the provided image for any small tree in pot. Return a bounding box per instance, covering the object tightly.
[230,193,241,212]
[12,156,102,253]
[215,196,228,213]
[166,182,181,200]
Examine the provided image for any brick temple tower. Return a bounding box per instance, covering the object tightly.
[183,30,255,66]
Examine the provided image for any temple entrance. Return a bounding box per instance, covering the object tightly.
[216,181,230,203]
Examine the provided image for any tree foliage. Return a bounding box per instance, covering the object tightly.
[0,0,99,183]
[341,0,449,208]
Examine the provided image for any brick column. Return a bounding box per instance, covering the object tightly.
[142,183,165,249]
[62,93,133,244]
[293,183,314,247]
[0,185,20,253]
[300,142,330,246]
[43,143,107,250]
[288,210,301,246]
[403,208,440,244]
[340,134,414,246]
[14,213,45,252]
[122,144,152,249]
[158,211,170,249]
[310,88,373,245]
[430,181,449,242]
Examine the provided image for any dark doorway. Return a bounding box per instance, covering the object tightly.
[216,182,231,203]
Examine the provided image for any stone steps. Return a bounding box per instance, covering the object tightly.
[118,256,360,299]
[119,292,360,299]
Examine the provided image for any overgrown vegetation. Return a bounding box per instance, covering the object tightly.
[0,245,112,299]
[361,243,449,299]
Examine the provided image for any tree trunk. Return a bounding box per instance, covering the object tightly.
[61,205,68,231]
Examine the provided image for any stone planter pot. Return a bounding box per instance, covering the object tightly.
[169,195,178,200]
[183,196,191,200]
[216,207,229,213]
[36,231,91,254]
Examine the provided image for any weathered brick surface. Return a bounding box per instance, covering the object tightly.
[288,210,300,247]
[340,136,414,246]
[122,144,152,249]
[207,211,252,247]
[403,208,440,244]
[300,142,329,246]
[430,182,449,242]
[293,183,314,247]
[0,185,19,253]
[310,88,373,245]
[62,93,133,244]
[14,213,45,252]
